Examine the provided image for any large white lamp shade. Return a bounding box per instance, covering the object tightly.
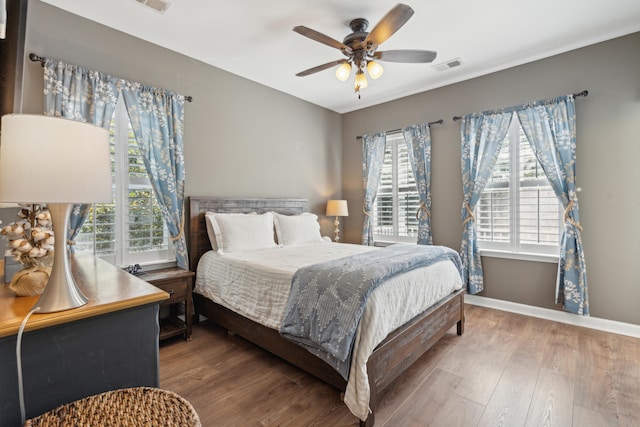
[0,114,112,312]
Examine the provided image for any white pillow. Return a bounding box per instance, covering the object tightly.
[273,212,322,246]
[205,212,276,254]
[205,211,258,251]
[204,211,221,251]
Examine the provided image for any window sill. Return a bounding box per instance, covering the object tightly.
[373,240,416,247]
[479,249,558,264]
[116,259,178,273]
[140,260,178,271]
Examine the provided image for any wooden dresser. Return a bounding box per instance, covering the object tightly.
[0,254,168,427]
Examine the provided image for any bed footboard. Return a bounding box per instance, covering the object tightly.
[360,288,464,426]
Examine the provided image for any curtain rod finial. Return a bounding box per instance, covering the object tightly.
[28,53,46,66]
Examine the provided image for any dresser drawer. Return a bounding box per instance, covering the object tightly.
[152,280,187,304]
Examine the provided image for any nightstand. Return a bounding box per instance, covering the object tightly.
[142,267,195,341]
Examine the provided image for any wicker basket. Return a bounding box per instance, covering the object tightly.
[24,387,201,427]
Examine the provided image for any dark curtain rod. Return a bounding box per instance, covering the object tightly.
[451,90,588,122]
[355,119,444,140]
[28,53,193,103]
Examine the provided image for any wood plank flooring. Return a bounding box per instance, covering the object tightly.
[159,305,640,426]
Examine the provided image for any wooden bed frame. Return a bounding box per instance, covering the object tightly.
[188,196,465,426]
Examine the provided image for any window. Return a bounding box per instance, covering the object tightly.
[372,132,420,243]
[75,97,174,267]
[476,114,561,257]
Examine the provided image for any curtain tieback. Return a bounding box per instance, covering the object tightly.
[170,210,185,242]
[363,203,371,217]
[67,240,76,246]
[415,202,431,220]
[563,200,583,232]
[462,202,475,226]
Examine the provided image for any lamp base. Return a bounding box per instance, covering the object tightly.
[333,217,341,243]
[32,203,88,313]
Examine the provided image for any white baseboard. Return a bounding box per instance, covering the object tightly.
[465,294,640,339]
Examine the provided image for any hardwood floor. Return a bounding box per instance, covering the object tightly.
[159,305,640,426]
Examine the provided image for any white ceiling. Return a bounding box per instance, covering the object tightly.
[40,0,640,114]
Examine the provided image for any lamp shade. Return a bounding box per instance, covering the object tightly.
[0,114,112,204]
[326,199,348,217]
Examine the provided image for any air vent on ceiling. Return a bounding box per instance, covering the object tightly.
[133,0,172,14]
[432,58,462,72]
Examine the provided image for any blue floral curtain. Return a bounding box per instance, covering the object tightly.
[516,96,588,315]
[120,83,189,269]
[43,59,119,251]
[402,123,433,245]
[460,112,512,294]
[361,132,386,246]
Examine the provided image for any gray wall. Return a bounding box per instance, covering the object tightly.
[342,32,640,325]
[18,1,343,237]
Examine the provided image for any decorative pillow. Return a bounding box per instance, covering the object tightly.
[205,212,276,254]
[273,212,322,246]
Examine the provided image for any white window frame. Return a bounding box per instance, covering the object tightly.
[76,97,175,269]
[477,114,562,263]
[372,132,419,245]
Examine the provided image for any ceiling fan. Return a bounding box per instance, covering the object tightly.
[293,3,437,98]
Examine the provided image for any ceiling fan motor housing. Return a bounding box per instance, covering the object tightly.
[343,18,373,51]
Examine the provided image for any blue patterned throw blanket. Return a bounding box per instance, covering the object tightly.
[279,244,462,379]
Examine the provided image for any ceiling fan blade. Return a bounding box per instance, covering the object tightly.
[365,3,414,47]
[374,50,437,63]
[296,59,348,77]
[293,26,351,53]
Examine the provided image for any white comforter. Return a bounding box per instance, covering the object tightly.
[194,240,462,421]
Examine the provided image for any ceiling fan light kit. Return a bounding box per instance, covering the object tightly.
[355,70,368,91]
[294,3,437,99]
[335,62,352,81]
[367,60,384,79]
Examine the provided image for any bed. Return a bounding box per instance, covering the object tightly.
[188,197,465,426]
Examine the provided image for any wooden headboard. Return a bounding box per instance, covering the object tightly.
[188,197,307,271]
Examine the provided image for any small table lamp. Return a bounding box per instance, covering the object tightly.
[0,114,112,313]
[326,199,348,242]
